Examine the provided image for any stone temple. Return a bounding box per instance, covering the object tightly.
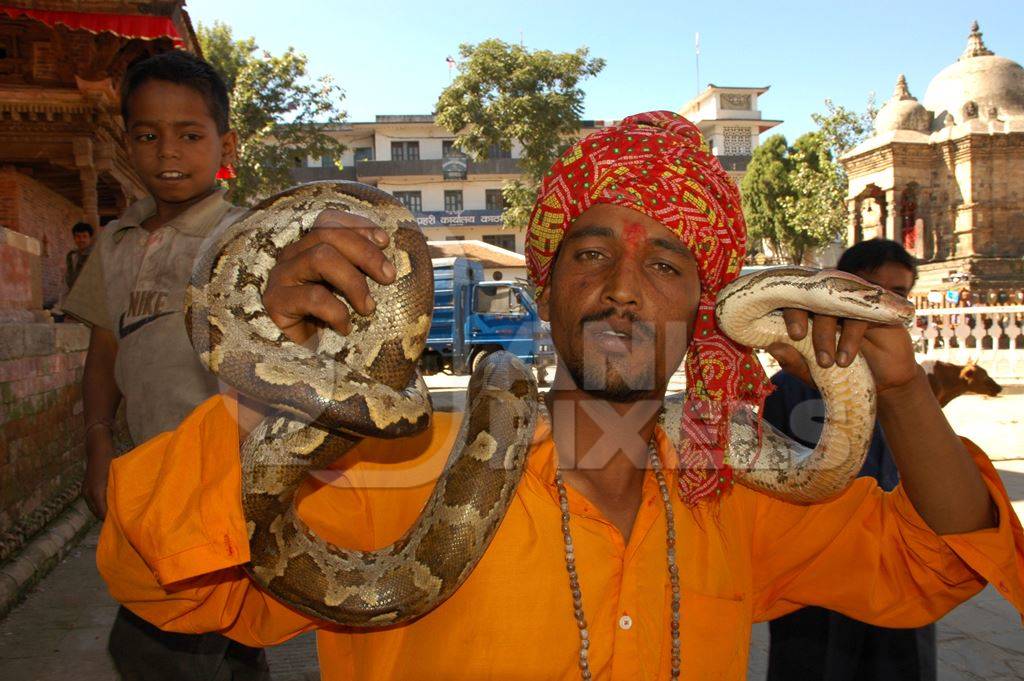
[841,21,1024,304]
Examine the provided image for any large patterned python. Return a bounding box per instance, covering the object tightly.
[186,181,914,627]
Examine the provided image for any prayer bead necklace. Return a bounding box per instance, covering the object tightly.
[554,443,681,680]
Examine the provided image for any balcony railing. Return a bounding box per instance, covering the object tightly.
[355,157,521,178]
[289,166,357,183]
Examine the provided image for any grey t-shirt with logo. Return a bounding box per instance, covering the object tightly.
[65,190,245,445]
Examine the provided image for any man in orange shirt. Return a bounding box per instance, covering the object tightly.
[97,112,1024,680]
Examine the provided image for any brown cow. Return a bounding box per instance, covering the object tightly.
[920,359,1003,407]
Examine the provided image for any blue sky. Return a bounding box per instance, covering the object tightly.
[184,0,1022,142]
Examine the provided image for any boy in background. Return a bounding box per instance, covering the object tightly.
[763,239,934,681]
[64,51,269,680]
[65,221,94,290]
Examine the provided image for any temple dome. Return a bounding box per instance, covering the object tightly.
[922,21,1024,125]
[874,74,931,133]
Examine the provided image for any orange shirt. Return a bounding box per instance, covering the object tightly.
[98,396,1024,681]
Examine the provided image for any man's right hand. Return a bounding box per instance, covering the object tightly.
[262,209,397,344]
[233,210,398,441]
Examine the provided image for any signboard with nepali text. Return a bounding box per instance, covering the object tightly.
[414,210,504,228]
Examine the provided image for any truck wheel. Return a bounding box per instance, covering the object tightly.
[470,348,493,374]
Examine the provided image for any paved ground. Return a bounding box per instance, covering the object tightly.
[0,382,1020,680]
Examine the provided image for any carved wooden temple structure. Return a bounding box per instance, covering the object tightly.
[0,0,197,308]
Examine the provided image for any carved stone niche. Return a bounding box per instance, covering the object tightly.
[853,185,888,242]
[860,198,883,238]
[720,93,751,111]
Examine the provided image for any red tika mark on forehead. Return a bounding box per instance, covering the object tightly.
[623,222,646,251]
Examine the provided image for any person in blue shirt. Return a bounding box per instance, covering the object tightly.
[763,239,935,681]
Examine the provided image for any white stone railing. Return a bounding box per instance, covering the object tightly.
[912,305,1024,383]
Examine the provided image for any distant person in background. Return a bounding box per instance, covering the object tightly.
[65,222,94,290]
[764,238,936,681]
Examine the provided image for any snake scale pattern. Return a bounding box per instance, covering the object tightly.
[187,181,915,626]
[186,181,537,627]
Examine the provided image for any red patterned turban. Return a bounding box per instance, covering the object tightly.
[526,110,772,506]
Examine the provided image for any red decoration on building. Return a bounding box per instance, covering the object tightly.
[0,5,183,45]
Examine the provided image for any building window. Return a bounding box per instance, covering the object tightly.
[486,142,512,159]
[722,127,752,156]
[354,147,374,162]
[444,190,464,212]
[391,141,420,161]
[393,191,422,212]
[442,140,466,158]
[483,234,516,251]
[485,189,505,211]
[445,235,465,241]
[292,155,305,168]
[321,154,335,168]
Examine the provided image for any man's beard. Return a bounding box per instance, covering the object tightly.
[564,355,658,402]
[566,308,660,403]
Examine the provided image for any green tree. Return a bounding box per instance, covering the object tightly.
[197,21,347,205]
[741,133,846,265]
[809,95,878,212]
[781,133,848,264]
[741,135,793,260]
[435,39,605,228]
[811,96,877,162]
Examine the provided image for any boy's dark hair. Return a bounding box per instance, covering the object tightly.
[71,221,94,236]
[837,238,918,284]
[121,51,230,133]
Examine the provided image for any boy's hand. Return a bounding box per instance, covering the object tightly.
[262,209,396,344]
[83,430,116,519]
[767,310,919,396]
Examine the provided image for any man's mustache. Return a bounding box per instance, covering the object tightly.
[580,308,655,339]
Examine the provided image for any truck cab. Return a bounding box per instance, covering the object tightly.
[422,257,554,382]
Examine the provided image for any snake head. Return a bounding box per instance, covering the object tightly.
[814,269,916,328]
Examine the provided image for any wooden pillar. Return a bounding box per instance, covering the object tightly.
[72,137,98,228]
[79,167,99,228]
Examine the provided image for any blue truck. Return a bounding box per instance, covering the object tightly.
[420,257,554,384]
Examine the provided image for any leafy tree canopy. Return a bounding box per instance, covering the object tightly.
[198,21,347,205]
[435,39,605,227]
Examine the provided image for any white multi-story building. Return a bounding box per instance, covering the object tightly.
[291,95,780,252]
[678,84,782,183]
[291,115,607,252]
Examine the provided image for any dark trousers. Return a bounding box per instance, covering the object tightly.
[109,606,272,681]
[767,606,936,681]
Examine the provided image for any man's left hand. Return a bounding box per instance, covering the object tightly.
[766,309,919,395]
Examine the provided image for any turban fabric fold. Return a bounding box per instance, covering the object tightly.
[525,110,773,506]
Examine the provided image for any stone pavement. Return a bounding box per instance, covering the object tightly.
[0,526,320,681]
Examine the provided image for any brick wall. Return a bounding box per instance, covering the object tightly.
[0,228,42,310]
[0,168,83,308]
[0,323,89,558]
